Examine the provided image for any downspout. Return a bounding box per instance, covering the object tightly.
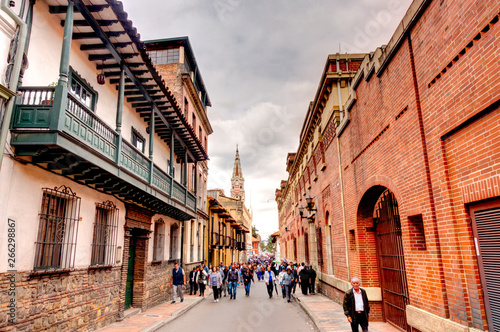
[0,0,28,172]
[336,77,351,282]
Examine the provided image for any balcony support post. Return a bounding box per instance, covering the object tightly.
[148,107,155,184]
[194,161,198,196]
[169,131,174,196]
[51,0,74,130]
[115,65,125,164]
[184,149,188,205]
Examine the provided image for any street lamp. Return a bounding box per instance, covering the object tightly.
[305,195,317,212]
[298,205,306,218]
[299,196,317,223]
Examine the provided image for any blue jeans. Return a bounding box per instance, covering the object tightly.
[244,282,251,295]
[228,281,237,298]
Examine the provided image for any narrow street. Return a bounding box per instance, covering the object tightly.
[157,281,317,332]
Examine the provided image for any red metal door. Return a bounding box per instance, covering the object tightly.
[374,190,409,331]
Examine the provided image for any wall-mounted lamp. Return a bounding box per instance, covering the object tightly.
[305,195,317,212]
[299,195,317,222]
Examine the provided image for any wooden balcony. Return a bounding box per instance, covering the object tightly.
[10,87,196,220]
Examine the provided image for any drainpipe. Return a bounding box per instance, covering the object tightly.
[336,76,351,282]
[0,0,28,172]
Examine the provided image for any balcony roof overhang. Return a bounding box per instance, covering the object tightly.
[48,0,208,162]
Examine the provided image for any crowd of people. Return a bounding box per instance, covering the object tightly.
[172,259,370,332]
[177,258,318,304]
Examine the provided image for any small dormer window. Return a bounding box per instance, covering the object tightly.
[149,48,179,65]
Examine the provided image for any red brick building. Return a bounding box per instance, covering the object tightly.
[276,1,500,331]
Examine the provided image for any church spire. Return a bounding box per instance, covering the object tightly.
[231,145,245,201]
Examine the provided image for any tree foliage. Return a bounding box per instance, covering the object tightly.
[252,225,258,238]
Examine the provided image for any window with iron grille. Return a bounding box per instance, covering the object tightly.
[197,222,201,259]
[91,201,119,266]
[34,186,81,271]
[153,219,165,261]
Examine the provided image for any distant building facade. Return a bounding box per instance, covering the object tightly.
[276,1,500,331]
[146,37,213,272]
[207,147,252,263]
[251,235,261,255]
[207,189,245,266]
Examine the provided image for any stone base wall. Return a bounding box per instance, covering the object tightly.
[1,267,121,331]
[143,261,175,309]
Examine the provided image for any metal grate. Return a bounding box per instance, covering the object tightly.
[317,227,324,267]
[91,201,119,266]
[153,220,165,261]
[374,190,409,331]
[34,186,81,271]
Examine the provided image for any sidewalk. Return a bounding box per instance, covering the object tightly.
[292,292,401,332]
[96,290,211,332]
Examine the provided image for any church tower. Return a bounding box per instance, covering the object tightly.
[230,146,245,202]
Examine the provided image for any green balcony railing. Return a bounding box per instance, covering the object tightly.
[11,86,196,213]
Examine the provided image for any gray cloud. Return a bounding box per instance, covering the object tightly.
[120,0,413,238]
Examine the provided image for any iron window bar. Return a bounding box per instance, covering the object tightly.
[91,201,119,266]
[34,186,81,271]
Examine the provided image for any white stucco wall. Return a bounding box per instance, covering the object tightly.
[148,214,181,263]
[0,161,125,273]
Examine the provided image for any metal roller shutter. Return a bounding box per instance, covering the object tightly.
[474,207,500,332]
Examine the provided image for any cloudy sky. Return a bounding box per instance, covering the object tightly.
[120,0,413,239]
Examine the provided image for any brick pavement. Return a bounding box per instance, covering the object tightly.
[293,292,401,332]
[96,291,211,332]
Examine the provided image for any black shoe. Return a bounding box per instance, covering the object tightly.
[171,301,175,304]
[181,299,184,303]
[287,300,291,303]
[230,295,232,299]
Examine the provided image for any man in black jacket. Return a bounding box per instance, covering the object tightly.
[343,277,370,332]
[308,266,317,294]
[298,266,309,296]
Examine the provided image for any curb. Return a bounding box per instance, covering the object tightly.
[140,289,213,332]
[292,294,326,332]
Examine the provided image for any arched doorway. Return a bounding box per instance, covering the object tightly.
[374,189,409,331]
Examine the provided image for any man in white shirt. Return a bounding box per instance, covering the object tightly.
[343,277,370,332]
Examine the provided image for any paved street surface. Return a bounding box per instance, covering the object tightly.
[97,282,402,332]
[157,281,317,332]
[293,291,401,332]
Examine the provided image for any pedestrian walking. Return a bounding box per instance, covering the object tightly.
[343,277,370,332]
[189,267,198,295]
[171,263,185,303]
[282,267,293,302]
[264,266,276,298]
[299,265,309,296]
[209,267,222,302]
[217,266,224,298]
[221,265,229,297]
[278,269,286,298]
[308,265,317,294]
[291,265,298,294]
[227,265,239,299]
[196,266,208,297]
[242,269,255,296]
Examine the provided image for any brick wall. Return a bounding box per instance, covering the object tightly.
[278,0,500,330]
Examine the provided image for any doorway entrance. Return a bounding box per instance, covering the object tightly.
[124,235,136,309]
[374,189,409,331]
